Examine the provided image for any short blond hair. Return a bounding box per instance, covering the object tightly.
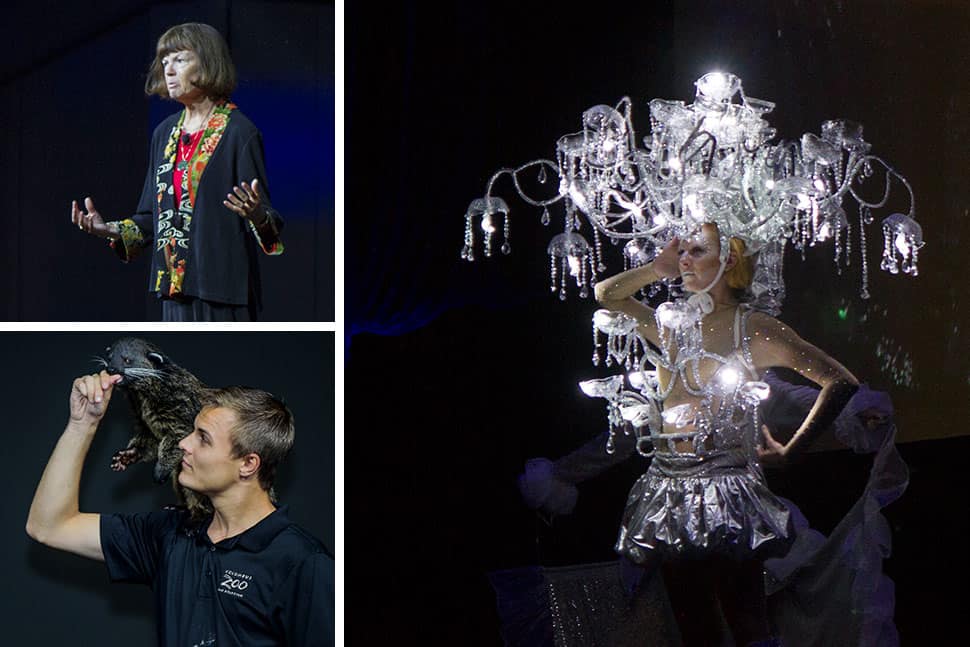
[145,23,236,101]
[725,236,755,290]
[200,387,294,491]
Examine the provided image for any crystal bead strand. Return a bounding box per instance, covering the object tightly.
[859,210,870,299]
[501,214,511,255]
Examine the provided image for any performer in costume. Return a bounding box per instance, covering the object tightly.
[591,224,858,645]
[71,22,283,321]
[467,73,915,647]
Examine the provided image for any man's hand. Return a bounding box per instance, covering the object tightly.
[69,371,122,425]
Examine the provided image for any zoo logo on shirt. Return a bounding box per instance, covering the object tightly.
[218,569,253,598]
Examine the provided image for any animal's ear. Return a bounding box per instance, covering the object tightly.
[147,352,166,366]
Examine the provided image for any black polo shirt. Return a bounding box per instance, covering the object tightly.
[100,505,333,646]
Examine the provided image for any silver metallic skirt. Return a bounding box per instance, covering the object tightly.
[616,449,791,563]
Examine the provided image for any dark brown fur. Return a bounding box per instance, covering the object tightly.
[99,337,211,518]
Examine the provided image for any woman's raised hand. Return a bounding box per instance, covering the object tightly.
[224,178,266,224]
[651,236,681,279]
[71,197,113,238]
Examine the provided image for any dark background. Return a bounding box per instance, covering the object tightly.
[347,1,969,644]
[0,331,334,643]
[1,0,334,321]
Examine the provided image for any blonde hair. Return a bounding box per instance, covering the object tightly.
[145,23,236,101]
[200,387,294,491]
[725,236,755,290]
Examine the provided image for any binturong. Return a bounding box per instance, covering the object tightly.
[96,337,211,517]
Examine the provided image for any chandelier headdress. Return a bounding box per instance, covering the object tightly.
[462,72,922,309]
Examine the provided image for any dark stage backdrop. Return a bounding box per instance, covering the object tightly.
[0,332,334,644]
[1,0,334,321]
[347,1,970,644]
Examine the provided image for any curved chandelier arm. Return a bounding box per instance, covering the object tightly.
[679,128,718,174]
[484,160,563,208]
[839,156,916,218]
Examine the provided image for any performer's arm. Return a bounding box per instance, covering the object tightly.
[593,237,680,346]
[26,371,122,561]
[749,313,859,464]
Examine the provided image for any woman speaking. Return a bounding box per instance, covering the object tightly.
[71,23,283,321]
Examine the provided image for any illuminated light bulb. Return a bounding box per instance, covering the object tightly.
[602,139,617,153]
[628,371,644,389]
[684,194,705,219]
[894,232,911,256]
[654,214,668,227]
[716,366,741,389]
[817,222,833,241]
[567,254,582,277]
[669,157,682,171]
[765,179,775,190]
[814,178,827,193]
[795,193,812,210]
[481,215,496,233]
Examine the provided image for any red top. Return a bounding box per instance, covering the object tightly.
[174,129,204,206]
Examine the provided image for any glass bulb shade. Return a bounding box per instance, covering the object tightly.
[740,380,771,402]
[821,119,870,152]
[882,213,923,248]
[695,72,741,104]
[619,403,652,427]
[466,196,509,220]
[579,375,624,398]
[801,133,841,166]
[547,231,590,258]
[662,403,695,428]
[656,302,689,329]
[593,309,638,335]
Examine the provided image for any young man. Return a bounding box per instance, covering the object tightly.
[26,371,333,646]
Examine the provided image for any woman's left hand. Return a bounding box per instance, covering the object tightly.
[224,179,267,224]
[757,424,789,468]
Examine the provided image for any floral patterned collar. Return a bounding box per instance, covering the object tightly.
[163,101,236,208]
[153,101,236,297]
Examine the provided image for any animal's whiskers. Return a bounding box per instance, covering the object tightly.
[124,367,164,379]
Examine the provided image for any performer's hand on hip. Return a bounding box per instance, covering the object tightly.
[71,197,113,238]
[757,424,789,468]
[224,178,267,225]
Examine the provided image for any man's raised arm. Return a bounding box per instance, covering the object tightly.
[26,371,122,561]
